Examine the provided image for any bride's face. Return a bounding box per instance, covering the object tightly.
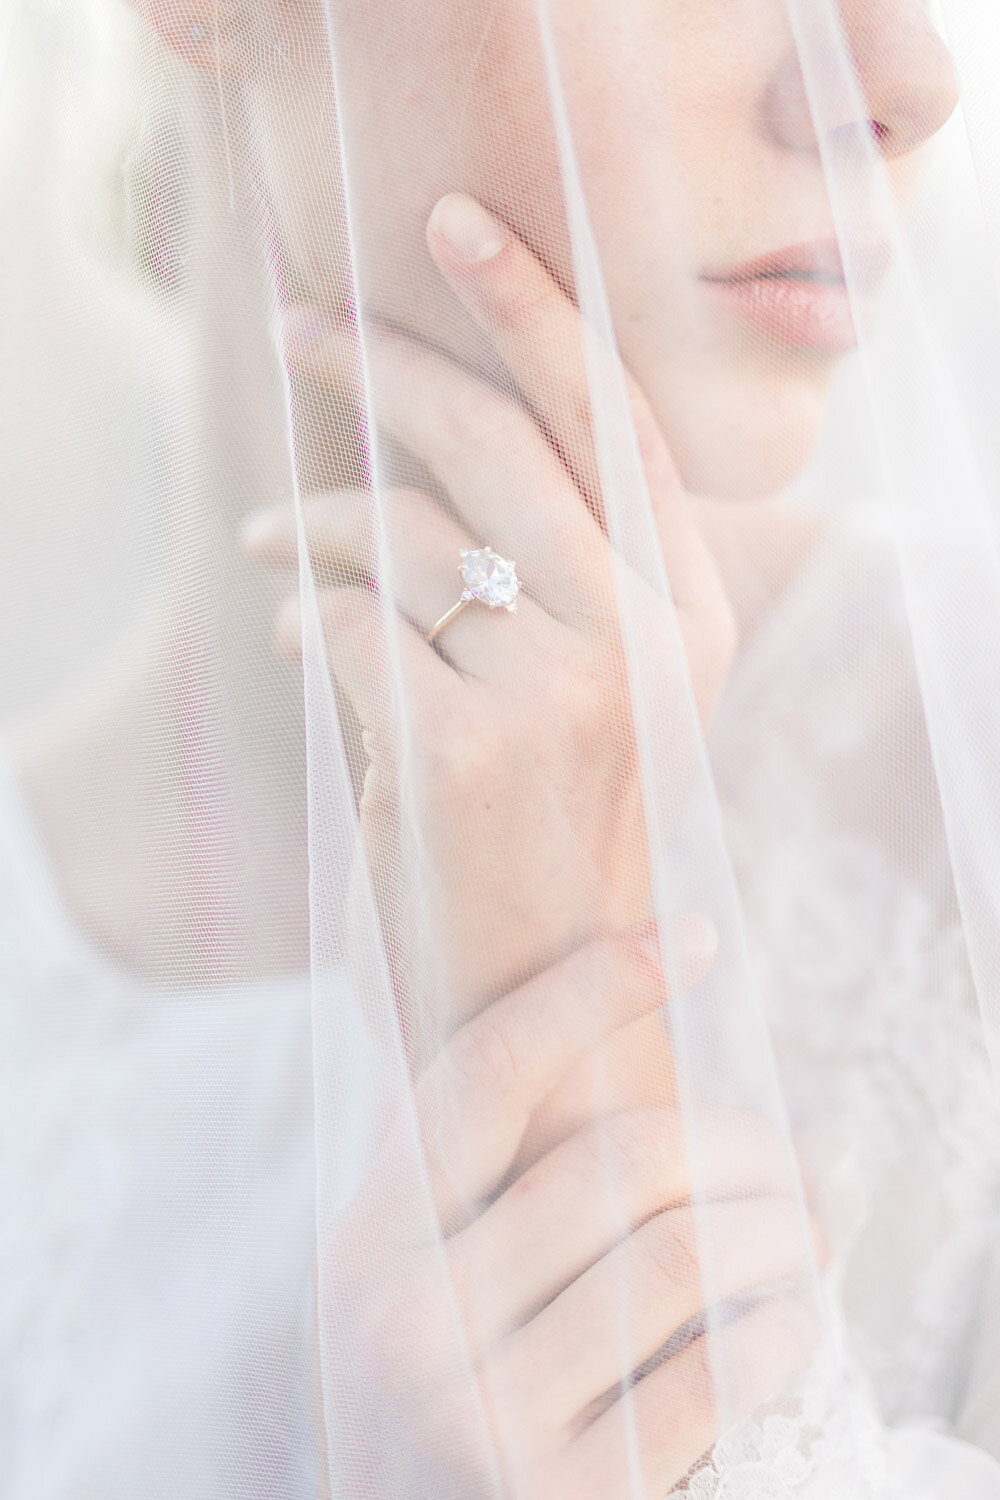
[219,0,956,497]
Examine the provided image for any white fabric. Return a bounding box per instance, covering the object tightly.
[703,519,1000,1492]
[0,750,320,1497]
[6,0,1000,1492]
[3,521,999,1495]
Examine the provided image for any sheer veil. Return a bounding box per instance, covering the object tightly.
[3,0,1000,1495]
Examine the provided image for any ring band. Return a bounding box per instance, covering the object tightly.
[426,547,519,646]
[426,598,471,645]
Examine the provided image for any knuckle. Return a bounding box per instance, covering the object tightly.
[275,594,303,655]
[359,764,398,825]
[741,1114,791,1170]
[442,1238,474,1332]
[769,1293,824,1373]
[684,597,739,710]
[447,1015,521,1103]
[546,643,608,742]
[707,598,740,672]
[809,1210,832,1269]
[360,723,398,776]
[598,1107,671,1188]
[367,1267,449,1384]
[708,1108,794,1194]
[641,1106,688,1188]
[638,1209,701,1292]
[440,380,522,456]
[618,1346,718,1484]
[700,605,739,685]
[643,1331,718,1451]
[488,279,562,334]
[714,597,740,667]
[425,716,498,787]
[318,586,372,634]
[732,1293,823,1409]
[566,389,598,451]
[616,931,671,1010]
[630,391,670,479]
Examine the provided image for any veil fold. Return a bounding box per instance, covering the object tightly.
[3,1,1000,1495]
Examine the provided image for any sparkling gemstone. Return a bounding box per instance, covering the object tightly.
[459,547,519,610]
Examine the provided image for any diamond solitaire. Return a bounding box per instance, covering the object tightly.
[426,546,520,646]
[458,547,519,611]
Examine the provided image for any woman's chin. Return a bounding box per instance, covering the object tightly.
[662,367,835,501]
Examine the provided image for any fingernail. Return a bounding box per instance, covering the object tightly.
[239,507,282,552]
[429,195,507,265]
[276,595,303,658]
[637,914,718,982]
[281,305,338,356]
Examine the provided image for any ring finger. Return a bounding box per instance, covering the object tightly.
[243,486,565,681]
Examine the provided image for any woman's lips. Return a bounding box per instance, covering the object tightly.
[702,240,890,354]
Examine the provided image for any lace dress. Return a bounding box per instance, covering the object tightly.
[1,522,999,1497]
[688,523,1000,1495]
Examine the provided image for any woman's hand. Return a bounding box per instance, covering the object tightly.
[330,932,821,1500]
[245,195,736,1055]
[252,204,818,1495]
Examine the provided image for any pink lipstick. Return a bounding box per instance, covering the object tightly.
[703,240,889,354]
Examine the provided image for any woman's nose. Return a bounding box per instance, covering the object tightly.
[843,0,958,155]
[764,0,959,159]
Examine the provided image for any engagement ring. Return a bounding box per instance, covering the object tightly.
[426,547,519,645]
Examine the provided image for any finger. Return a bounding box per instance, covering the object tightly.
[544,1292,821,1500]
[427,194,613,525]
[284,320,618,635]
[492,1196,814,1436]
[417,918,717,1231]
[448,1109,793,1349]
[277,584,457,734]
[282,305,364,392]
[241,492,377,576]
[427,196,735,704]
[245,489,559,681]
[426,194,709,597]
